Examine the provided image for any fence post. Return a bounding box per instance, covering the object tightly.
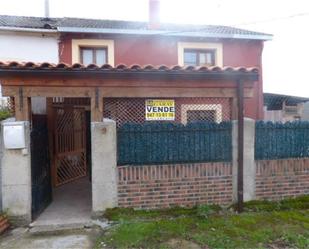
[91,118,118,216]
[1,119,32,225]
[232,118,256,203]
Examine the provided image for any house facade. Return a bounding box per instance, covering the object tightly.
[58,26,267,120]
[0,1,272,225]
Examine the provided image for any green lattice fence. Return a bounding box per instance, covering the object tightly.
[117,122,232,165]
[255,121,309,160]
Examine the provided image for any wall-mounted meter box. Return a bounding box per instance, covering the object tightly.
[3,122,26,149]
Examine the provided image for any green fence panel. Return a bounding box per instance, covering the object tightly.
[255,121,309,160]
[117,122,232,165]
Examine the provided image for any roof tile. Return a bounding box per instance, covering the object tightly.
[0,61,259,74]
[0,15,271,39]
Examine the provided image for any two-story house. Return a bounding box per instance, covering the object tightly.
[0,0,272,226]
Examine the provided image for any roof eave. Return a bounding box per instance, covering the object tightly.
[57,27,273,41]
[0,26,58,33]
[0,68,259,81]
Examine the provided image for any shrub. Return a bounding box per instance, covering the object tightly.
[0,108,11,121]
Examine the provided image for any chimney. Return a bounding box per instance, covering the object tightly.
[44,0,50,18]
[148,0,160,29]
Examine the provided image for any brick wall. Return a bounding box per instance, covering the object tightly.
[256,158,309,200]
[117,162,232,208]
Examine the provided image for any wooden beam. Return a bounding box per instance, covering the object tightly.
[3,86,93,98]
[2,86,254,99]
[0,77,254,89]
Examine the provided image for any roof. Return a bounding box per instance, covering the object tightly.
[0,15,272,40]
[264,93,309,110]
[0,61,259,81]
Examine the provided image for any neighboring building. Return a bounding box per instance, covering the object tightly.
[0,25,58,211]
[264,93,309,122]
[0,22,59,113]
[0,0,272,225]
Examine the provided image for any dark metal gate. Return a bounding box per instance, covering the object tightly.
[31,116,52,218]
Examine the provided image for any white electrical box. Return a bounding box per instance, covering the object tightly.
[3,122,26,149]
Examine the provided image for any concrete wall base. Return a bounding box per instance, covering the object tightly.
[91,211,105,219]
[8,214,31,226]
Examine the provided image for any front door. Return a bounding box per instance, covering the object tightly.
[53,105,87,187]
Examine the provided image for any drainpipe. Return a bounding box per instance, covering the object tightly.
[237,79,244,212]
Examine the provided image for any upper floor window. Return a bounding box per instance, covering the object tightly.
[72,39,114,66]
[80,47,107,65]
[178,42,223,67]
[184,49,215,66]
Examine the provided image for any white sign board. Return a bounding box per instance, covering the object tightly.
[145,99,175,121]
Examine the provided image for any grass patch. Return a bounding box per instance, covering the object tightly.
[0,108,11,121]
[104,204,221,222]
[96,196,309,249]
[240,195,309,212]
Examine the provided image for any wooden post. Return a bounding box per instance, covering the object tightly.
[231,97,238,120]
[237,79,244,212]
[46,97,57,187]
[14,87,31,121]
[91,87,103,122]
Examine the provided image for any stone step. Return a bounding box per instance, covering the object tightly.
[28,219,109,235]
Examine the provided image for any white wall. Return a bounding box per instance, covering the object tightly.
[0,32,58,62]
[0,31,59,114]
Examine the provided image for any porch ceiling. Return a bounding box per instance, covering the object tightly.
[0,62,259,82]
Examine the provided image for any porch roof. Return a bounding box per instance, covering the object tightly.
[0,62,259,81]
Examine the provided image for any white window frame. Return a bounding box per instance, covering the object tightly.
[177,42,223,67]
[72,39,115,66]
[181,104,223,124]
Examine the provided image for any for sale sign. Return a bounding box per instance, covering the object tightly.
[145,99,175,121]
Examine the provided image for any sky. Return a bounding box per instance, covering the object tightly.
[1,0,309,97]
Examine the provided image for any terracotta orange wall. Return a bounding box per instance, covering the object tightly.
[223,40,264,119]
[59,35,264,119]
[115,36,178,66]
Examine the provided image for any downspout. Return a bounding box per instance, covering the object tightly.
[237,79,244,212]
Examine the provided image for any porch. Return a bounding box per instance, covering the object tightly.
[31,177,92,227]
[0,62,258,225]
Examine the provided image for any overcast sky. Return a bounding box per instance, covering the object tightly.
[1,0,309,97]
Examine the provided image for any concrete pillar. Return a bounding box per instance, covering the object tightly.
[91,119,117,216]
[1,119,31,225]
[232,118,256,202]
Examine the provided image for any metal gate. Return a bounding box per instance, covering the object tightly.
[53,106,87,186]
[31,116,52,218]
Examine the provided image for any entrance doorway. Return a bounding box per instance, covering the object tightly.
[53,105,87,186]
[30,97,92,225]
